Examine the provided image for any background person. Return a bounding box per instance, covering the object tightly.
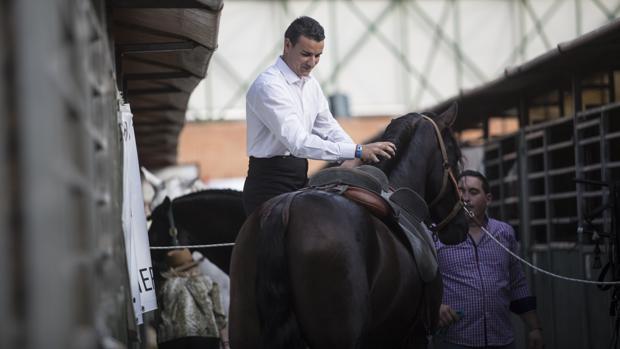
[242,15,395,214]
[434,170,544,349]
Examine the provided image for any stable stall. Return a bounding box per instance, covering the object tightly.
[430,19,620,348]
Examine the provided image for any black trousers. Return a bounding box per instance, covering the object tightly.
[242,156,308,215]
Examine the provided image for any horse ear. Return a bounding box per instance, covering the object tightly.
[435,102,458,130]
[142,166,164,189]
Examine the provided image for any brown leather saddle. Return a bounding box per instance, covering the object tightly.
[308,165,438,283]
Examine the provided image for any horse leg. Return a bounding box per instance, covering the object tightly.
[286,195,371,349]
[229,213,260,349]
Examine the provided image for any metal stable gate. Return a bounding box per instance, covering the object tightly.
[1,0,133,348]
[484,101,620,348]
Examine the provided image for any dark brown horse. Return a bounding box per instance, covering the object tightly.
[230,104,468,349]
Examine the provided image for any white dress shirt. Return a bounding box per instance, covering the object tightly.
[246,57,356,161]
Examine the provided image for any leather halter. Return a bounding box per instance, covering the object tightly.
[415,115,463,233]
[166,199,181,246]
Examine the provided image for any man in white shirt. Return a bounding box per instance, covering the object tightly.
[243,16,396,214]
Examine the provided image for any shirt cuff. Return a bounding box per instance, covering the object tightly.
[510,296,537,314]
[339,142,357,160]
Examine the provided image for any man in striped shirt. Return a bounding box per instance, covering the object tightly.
[434,170,544,349]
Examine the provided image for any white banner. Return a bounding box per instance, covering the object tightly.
[120,103,157,325]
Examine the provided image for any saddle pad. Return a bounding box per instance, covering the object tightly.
[387,188,437,283]
[389,187,430,222]
[396,213,438,283]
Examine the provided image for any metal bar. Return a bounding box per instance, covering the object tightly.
[523,0,552,50]
[406,0,488,83]
[575,0,582,37]
[328,0,340,92]
[326,1,397,90]
[591,0,614,20]
[211,54,249,87]
[411,1,452,107]
[503,0,563,68]
[609,71,616,103]
[517,95,531,257]
[344,1,444,101]
[572,71,591,348]
[0,0,11,346]
[498,136,505,219]
[540,110,559,347]
[452,0,462,91]
[613,2,620,16]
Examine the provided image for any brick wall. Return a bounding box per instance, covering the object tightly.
[178,116,392,181]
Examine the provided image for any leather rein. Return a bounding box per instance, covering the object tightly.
[414,115,463,234]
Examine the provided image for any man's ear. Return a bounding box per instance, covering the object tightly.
[284,38,292,53]
[486,192,492,204]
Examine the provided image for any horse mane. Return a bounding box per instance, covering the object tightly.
[373,112,462,176]
[374,113,423,176]
[174,188,243,202]
[149,188,243,221]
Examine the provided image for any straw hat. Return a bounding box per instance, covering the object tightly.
[165,248,199,273]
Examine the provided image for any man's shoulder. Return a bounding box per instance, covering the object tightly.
[488,218,516,235]
[252,67,285,89]
[248,69,284,97]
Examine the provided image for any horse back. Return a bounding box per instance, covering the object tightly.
[230,190,435,349]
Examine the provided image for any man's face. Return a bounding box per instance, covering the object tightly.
[282,35,324,77]
[458,176,491,221]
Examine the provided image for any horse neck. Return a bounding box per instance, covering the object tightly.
[387,122,443,202]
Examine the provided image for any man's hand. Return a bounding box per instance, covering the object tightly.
[438,304,461,327]
[360,141,396,163]
[527,328,544,349]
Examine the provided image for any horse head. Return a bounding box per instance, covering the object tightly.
[377,103,468,245]
[142,166,202,212]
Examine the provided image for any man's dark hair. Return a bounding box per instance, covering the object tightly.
[458,170,490,194]
[285,16,325,45]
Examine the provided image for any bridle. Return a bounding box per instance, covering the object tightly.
[166,199,181,246]
[414,114,463,233]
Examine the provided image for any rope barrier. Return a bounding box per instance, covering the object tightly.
[150,242,235,250]
[463,206,620,286]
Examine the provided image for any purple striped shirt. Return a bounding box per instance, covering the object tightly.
[434,217,534,347]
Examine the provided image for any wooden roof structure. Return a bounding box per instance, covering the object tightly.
[110,0,223,169]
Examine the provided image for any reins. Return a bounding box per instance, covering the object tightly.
[463,205,620,286]
[413,115,463,234]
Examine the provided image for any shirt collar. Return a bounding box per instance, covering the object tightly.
[276,56,308,85]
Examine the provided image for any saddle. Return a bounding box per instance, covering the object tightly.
[308,166,438,283]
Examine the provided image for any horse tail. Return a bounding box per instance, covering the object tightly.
[255,192,307,349]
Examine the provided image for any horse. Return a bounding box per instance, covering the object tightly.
[229,104,469,349]
[141,166,206,213]
[148,189,247,279]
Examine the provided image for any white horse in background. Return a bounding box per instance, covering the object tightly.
[141,165,207,213]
